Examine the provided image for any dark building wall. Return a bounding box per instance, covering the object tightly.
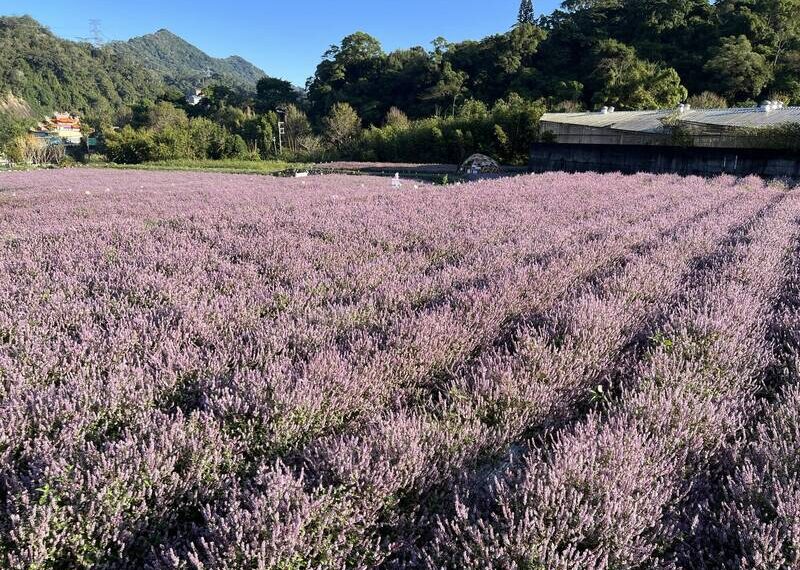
[530,143,800,178]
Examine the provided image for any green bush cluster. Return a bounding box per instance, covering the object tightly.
[357,94,545,165]
[102,93,283,164]
[102,93,544,167]
[104,120,251,164]
[0,111,32,162]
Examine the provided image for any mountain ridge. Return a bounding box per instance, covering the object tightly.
[108,28,267,92]
[0,15,269,119]
[0,15,163,118]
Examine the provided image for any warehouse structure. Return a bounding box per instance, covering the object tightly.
[532,103,800,177]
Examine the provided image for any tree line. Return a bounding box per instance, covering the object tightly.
[2,0,798,166]
[100,86,544,166]
[305,0,798,123]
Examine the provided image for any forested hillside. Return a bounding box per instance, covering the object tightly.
[108,29,267,92]
[306,0,800,123]
[0,16,163,120]
[5,0,798,127]
[0,16,267,123]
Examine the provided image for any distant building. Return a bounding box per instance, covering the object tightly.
[31,113,83,146]
[532,103,800,178]
[186,89,204,106]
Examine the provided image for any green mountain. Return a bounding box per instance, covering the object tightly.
[0,15,163,119]
[0,16,268,122]
[108,29,267,92]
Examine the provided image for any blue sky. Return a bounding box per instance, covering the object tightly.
[4,0,561,85]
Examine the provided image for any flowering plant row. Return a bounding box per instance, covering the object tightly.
[0,169,797,569]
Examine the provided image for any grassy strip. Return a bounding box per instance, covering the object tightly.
[94,159,310,175]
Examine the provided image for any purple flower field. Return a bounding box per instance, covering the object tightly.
[0,168,799,569]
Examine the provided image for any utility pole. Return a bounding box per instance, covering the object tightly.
[276,107,286,155]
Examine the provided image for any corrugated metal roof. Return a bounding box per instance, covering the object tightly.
[679,107,800,128]
[541,111,670,133]
[542,107,800,132]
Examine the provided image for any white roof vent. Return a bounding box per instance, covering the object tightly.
[685,104,691,112]
[678,104,685,113]
[600,106,609,115]
[608,106,615,113]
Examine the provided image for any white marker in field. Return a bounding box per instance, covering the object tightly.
[392,173,402,189]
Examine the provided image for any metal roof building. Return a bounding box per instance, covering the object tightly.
[532,104,800,177]
[540,105,800,148]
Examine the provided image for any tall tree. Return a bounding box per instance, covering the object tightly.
[144,101,190,132]
[322,102,361,151]
[704,35,772,101]
[518,0,535,24]
[306,32,387,124]
[240,115,274,157]
[717,0,800,70]
[255,77,299,114]
[282,104,312,153]
[425,62,468,117]
[589,40,687,109]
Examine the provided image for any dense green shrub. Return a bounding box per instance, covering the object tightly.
[0,111,32,162]
[356,94,544,165]
[104,118,253,164]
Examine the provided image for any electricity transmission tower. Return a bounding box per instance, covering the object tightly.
[89,19,105,46]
